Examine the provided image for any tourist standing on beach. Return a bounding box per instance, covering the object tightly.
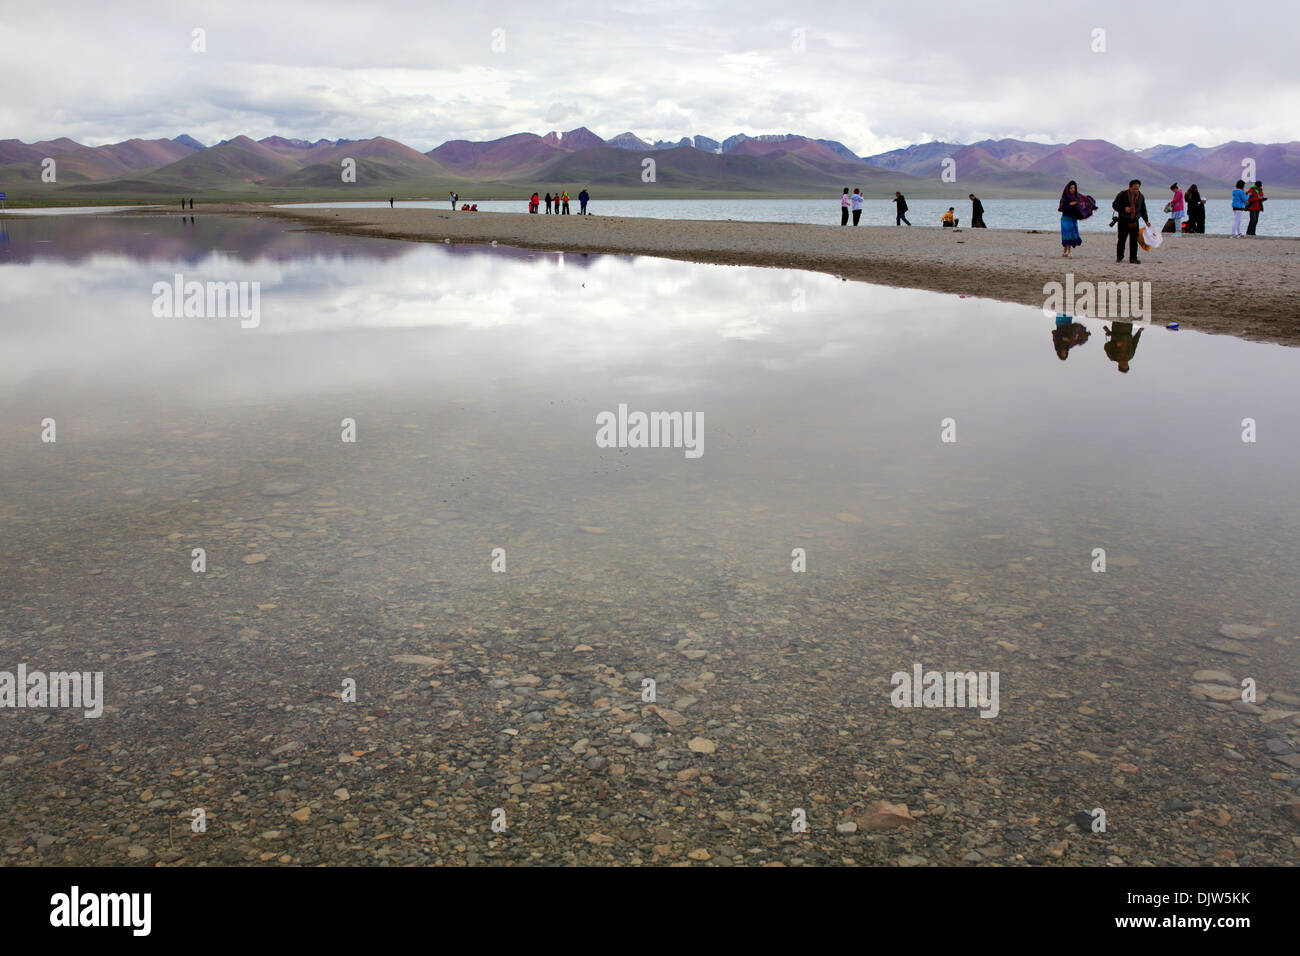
[851,188,863,225]
[450,191,457,210]
[893,192,911,226]
[840,187,850,226]
[561,190,571,214]
[1246,181,1267,235]
[1167,183,1183,234]
[544,192,552,214]
[1186,184,1205,233]
[1231,180,1248,236]
[579,188,590,214]
[1059,180,1083,257]
[969,194,985,228]
[1112,179,1149,263]
[530,192,540,213]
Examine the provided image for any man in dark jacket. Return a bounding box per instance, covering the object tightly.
[579,188,590,214]
[1112,179,1149,263]
[969,194,986,228]
[893,192,910,226]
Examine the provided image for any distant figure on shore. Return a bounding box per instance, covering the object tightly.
[1052,314,1091,360]
[1231,179,1248,236]
[893,192,911,226]
[389,197,394,208]
[544,192,552,214]
[181,198,186,210]
[851,188,863,225]
[1112,179,1148,263]
[561,190,571,214]
[840,187,850,226]
[530,192,540,213]
[1166,183,1183,234]
[1185,184,1205,233]
[969,194,985,228]
[1059,180,1083,257]
[1246,180,1267,235]
[1104,321,1142,373]
[579,188,590,214]
[941,207,956,227]
[450,191,457,210]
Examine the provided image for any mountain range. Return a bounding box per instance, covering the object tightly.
[3,128,1297,200]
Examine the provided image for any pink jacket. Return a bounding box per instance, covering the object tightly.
[1171,189,1184,212]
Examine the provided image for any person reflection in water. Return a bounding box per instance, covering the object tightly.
[1051,314,1091,360]
[1104,321,1142,373]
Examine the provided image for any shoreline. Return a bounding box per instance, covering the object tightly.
[74,203,1300,346]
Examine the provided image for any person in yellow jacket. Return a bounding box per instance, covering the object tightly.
[561,190,571,215]
[941,207,956,226]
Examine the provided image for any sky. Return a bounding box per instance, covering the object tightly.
[1,0,1296,154]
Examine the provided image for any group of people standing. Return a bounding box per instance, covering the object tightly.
[1060,177,1267,257]
[1231,179,1268,237]
[529,189,590,214]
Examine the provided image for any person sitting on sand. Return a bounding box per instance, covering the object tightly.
[969,194,986,228]
[942,207,956,227]
[1059,180,1084,257]
[893,192,911,226]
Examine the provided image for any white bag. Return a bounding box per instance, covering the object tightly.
[1140,222,1163,249]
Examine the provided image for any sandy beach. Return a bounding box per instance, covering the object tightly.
[154,202,1300,347]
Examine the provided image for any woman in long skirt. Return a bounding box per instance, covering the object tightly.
[1059,180,1083,257]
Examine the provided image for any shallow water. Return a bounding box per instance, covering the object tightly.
[2,215,1298,866]
[279,197,1300,237]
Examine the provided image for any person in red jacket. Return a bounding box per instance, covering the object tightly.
[1245,181,1267,236]
[530,192,540,214]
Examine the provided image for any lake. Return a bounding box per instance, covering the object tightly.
[2,213,1298,866]
[280,197,1300,237]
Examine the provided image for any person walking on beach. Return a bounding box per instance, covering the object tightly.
[1167,183,1183,235]
[1231,179,1248,237]
[1059,180,1084,257]
[1111,179,1149,263]
[579,187,590,214]
[969,194,986,228]
[1186,184,1205,233]
[1246,180,1266,236]
[893,192,911,226]
[840,187,851,226]
[851,188,863,225]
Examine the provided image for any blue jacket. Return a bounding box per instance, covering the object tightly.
[1232,188,1248,210]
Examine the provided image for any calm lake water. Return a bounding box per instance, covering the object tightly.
[3,214,1298,866]
[280,197,1300,237]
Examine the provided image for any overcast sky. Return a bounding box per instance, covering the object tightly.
[2,0,1295,154]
